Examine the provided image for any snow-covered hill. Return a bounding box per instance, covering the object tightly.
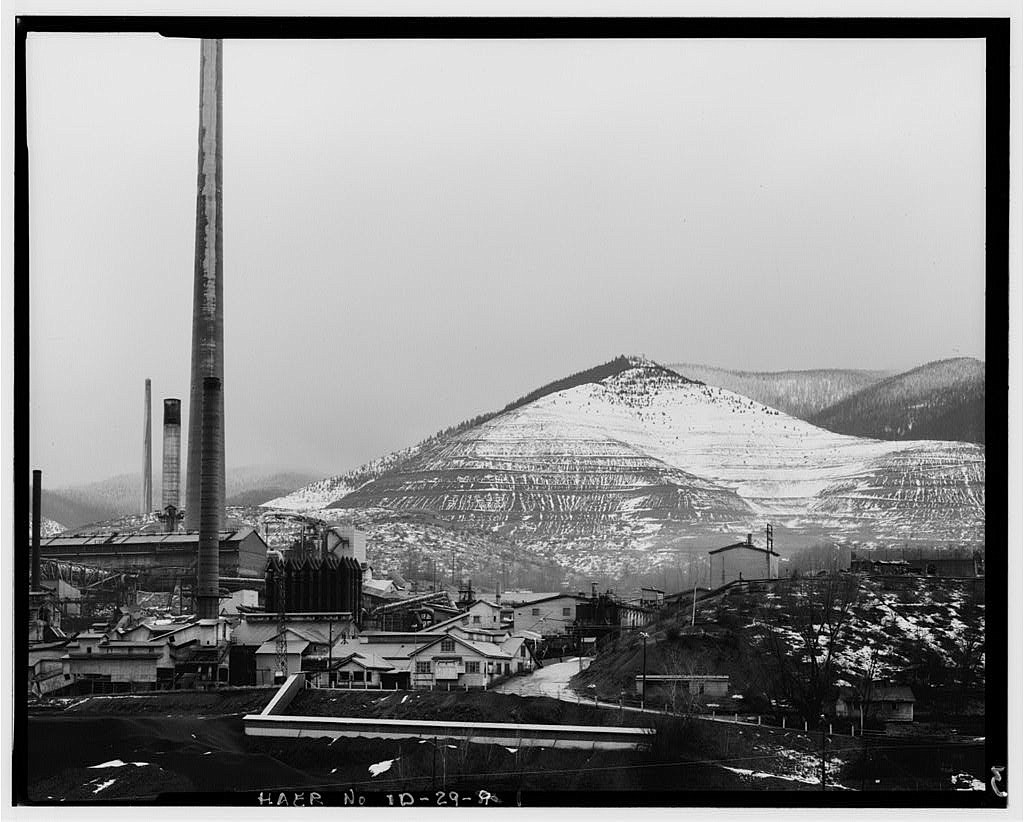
[270,357,985,578]
[27,515,65,539]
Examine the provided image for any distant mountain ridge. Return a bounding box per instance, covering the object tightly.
[668,363,892,419]
[808,358,985,444]
[674,357,984,445]
[32,466,322,531]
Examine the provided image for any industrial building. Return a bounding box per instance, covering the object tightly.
[506,592,589,636]
[264,554,363,623]
[364,590,460,632]
[709,533,780,586]
[229,611,357,686]
[37,527,268,590]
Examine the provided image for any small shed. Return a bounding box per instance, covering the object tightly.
[836,685,916,723]
[254,636,308,685]
[635,673,730,698]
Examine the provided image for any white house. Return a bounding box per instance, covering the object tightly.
[408,633,513,690]
[499,634,539,674]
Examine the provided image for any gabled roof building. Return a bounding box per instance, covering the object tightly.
[709,533,780,586]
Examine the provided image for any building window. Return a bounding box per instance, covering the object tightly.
[415,661,431,674]
[465,661,480,673]
[472,616,481,624]
[441,639,455,653]
[532,608,540,616]
[562,607,570,616]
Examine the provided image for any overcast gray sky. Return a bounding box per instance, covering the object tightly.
[27,34,987,487]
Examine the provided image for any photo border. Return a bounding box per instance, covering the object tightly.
[10,14,1011,810]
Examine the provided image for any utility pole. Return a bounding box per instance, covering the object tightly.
[691,576,698,628]
[328,619,333,687]
[640,631,650,710]
[820,713,828,790]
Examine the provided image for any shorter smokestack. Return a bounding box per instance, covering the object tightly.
[142,379,152,513]
[196,377,222,620]
[747,533,753,547]
[32,470,41,592]
[162,399,181,511]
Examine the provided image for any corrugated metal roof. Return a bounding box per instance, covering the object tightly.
[43,526,258,548]
[256,639,309,655]
[332,650,396,672]
[708,541,780,557]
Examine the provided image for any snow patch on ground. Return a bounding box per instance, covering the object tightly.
[368,759,397,777]
[88,760,149,769]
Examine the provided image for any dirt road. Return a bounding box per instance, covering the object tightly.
[492,658,590,699]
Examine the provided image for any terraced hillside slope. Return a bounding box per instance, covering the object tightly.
[269,357,984,579]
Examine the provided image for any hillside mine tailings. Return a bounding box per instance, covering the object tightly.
[244,675,653,751]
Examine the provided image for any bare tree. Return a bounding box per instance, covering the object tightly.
[758,575,861,721]
[953,579,985,712]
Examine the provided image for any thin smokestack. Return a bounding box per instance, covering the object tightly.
[196,377,223,620]
[142,378,152,513]
[162,399,182,512]
[185,37,225,532]
[31,469,41,591]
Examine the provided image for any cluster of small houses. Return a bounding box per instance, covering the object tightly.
[27,579,660,698]
[27,528,970,725]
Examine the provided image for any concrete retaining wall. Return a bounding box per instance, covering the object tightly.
[243,713,653,750]
[245,677,653,750]
[260,673,305,715]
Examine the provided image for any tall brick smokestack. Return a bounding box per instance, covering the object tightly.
[142,378,152,513]
[185,38,225,532]
[31,469,41,592]
[162,399,182,510]
[196,377,223,620]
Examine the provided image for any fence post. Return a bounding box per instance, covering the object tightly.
[734,713,738,723]
[758,715,761,726]
[804,720,808,732]
[829,723,833,735]
[782,716,786,729]
[851,726,855,737]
